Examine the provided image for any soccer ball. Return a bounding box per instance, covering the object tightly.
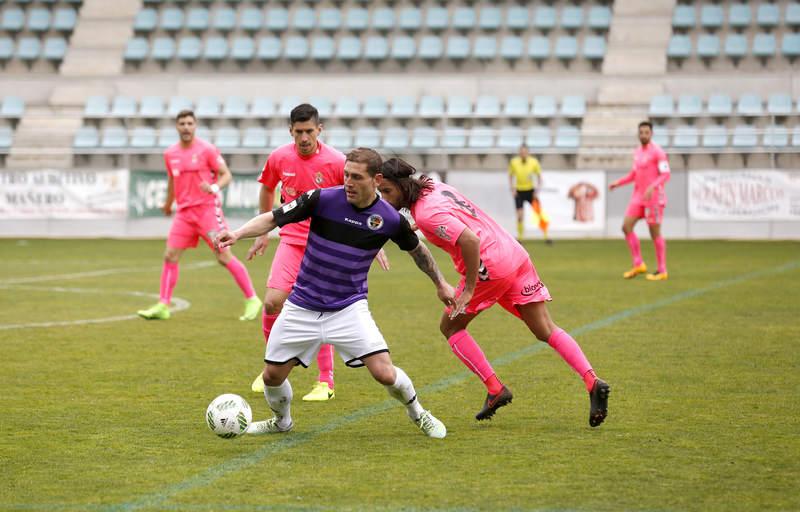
[206,393,252,439]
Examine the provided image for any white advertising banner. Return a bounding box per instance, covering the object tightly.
[689,170,800,221]
[0,169,129,219]
[523,171,606,233]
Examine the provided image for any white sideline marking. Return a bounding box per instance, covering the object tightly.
[0,261,216,285]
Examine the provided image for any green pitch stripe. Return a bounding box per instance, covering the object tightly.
[7,260,799,512]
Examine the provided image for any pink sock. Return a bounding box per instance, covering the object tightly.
[448,330,502,394]
[225,256,256,298]
[262,311,278,345]
[625,232,643,266]
[317,344,335,388]
[654,237,667,274]
[547,328,595,392]
[159,261,179,304]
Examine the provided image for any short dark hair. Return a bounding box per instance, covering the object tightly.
[380,157,434,206]
[638,121,653,130]
[176,109,196,122]
[290,103,320,125]
[346,147,383,176]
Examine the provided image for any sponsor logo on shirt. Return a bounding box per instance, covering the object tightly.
[435,225,451,241]
[344,217,363,226]
[282,199,298,213]
[282,170,296,177]
[521,280,544,296]
[367,214,384,230]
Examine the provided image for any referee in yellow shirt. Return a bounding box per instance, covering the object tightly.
[508,145,550,243]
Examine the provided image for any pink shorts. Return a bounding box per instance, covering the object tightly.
[167,204,228,250]
[452,259,552,318]
[625,200,665,225]
[267,240,306,292]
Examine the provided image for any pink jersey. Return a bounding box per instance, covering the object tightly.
[623,142,671,205]
[411,182,529,280]
[258,141,345,245]
[164,138,224,211]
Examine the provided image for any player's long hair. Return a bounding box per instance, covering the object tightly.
[380,158,434,207]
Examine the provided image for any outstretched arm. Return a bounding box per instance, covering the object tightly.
[247,184,277,260]
[609,169,635,190]
[216,211,278,251]
[407,241,455,308]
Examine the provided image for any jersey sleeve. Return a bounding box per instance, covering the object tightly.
[656,146,671,174]
[205,144,222,172]
[272,188,320,227]
[258,154,280,188]
[419,207,467,249]
[163,153,173,178]
[390,215,420,252]
[533,159,542,175]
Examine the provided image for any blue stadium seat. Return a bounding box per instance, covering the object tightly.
[479,7,502,31]
[452,7,476,31]
[672,126,699,148]
[737,94,763,116]
[583,36,606,61]
[222,96,248,118]
[446,96,472,118]
[419,36,443,61]
[346,8,369,32]
[186,8,209,31]
[204,37,228,62]
[560,6,583,31]
[211,9,235,33]
[257,37,281,61]
[125,38,148,62]
[702,125,727,148]
[411,126,437,149]
[43,37,67,62]
[319,8,342,32]
[503,95,531,119]
[533,6,556,31]
[195,127,212,144]
[500,36,523,61]
[278,96,302,117]
[763,125,789,148]
[324,127,352,150]
[528,36,550,61]
[474,95,500,117]
[649,95,674,117]
[139,96,165,118]
[767,93,792,115]
[84,96,109,118]
[1,96,25,118]
[231,37,255,61]
[390,96,416,118]
[555,125,580,149]
[27,8,51,32]
[696,34,720,58]
[364,36,388,61]
[130,127,157,148]
[168,96,192,117]
[700,5,724,29]
[1,8,25,32]
[526,126,550,149]
[391,36,415,62]
[724,34,748,58]
[782,34,800,58]
[336,36,360,61]
[506,6,530,31]
[793,126,800,147]
[532,95,557,118]
[426,7,448,31]
[0,126,12,149]
[308,96,332,117]
[667,35,691,59]
[399,8,422,31]
[240,8,263,32]
[362,97,388,118]
[446,36,470,61]
[731,125,757,148]
[0,38,15,63]
[311,36,335,61]
[215,127,240,149]
[196,97,220,118]
[497,126,524,150]
[419,95,444,117]
[266,8,289,32]
[355,126,380,147]
[251,97,275,118]
[651,125,669,147]
[383,127,409,149]
[561,95,586,118]
[292,8,315,32]
[728,4,751,28]
[372,8,395,32]
[134,9,158,32]
[158,127,179,148]
[672,5,696,29]
[334,97,360,118]
[101,126,127,148]
[753,33,777,58]
[588,6,611,31]
[73,126,99,149]
[473,36,496,60]
[707,94,732,116]
[16,37,41,62]
[268,127,289,148]
[468,126,494,148]
[242,127,268,149]
[53,8,77,32]
[554,36,578,61]
[160,8,184,31]
[441,127,466,148]
[677,95,702,116]
[178,37,202,61]
[152,37,176,61]
[111,96,137,118]
[285,37,308,61]
[756,4,779,27]
[787,3,800,27]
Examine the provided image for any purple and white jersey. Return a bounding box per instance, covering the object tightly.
[272,186,419,312]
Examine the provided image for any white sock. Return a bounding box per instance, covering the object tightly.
[265,379,293,428]
[384,366,424,421]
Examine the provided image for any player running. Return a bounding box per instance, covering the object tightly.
[609,121,671,281]
[378,158,610,427]
[137,109,261,321]
[216,148,451,439]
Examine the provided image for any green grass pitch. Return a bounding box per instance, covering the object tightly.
[1,238,798,512]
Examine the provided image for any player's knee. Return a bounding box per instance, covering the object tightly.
[371,366,395,386]
[262,366,284,387]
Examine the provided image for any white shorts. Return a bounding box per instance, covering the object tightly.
[265,299,389,368]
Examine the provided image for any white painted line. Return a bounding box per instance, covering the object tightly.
[0,261,216,285]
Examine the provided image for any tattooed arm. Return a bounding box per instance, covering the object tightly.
[408,241,456,308]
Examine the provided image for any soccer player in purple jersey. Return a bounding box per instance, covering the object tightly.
[215,148,453,438]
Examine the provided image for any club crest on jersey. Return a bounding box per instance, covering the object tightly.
[435,225,451,241]
[314,172,324,185]
[367,214,384,230]
[284,186,297,197]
